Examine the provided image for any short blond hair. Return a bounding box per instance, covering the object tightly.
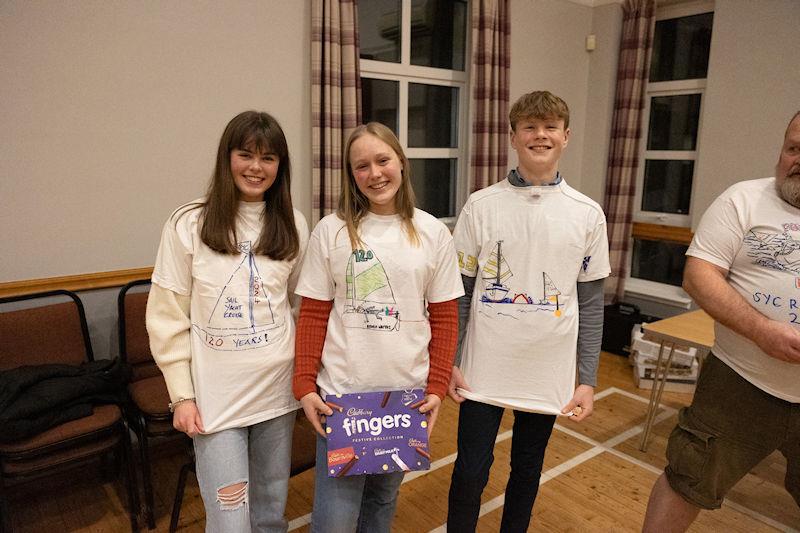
[509,91,570,131]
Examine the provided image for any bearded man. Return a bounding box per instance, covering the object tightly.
[642,111,800,532]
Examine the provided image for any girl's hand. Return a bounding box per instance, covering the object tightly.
[561,384,594,422]
[418,394,442,438]
[173,401,204,437]
[300,392,333,438]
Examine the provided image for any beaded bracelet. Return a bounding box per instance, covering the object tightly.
[168,397,196,413]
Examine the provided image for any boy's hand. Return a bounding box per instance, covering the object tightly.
[173,401,204,437]
[418,394,442,438]
[561,384,594,422]
[448,366,471,403]
[300,392,333,438]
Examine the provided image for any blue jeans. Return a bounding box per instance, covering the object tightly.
[194,410,295,533]
[447,400,556,533]
[311,435,404,533]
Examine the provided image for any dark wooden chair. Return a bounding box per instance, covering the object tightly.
[119,280,317,530]
[118,279,189,529]
[0,290,139,532]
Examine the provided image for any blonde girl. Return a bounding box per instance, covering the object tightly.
[292,122,463,532]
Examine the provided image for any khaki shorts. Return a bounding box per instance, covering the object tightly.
[664,354,800,509]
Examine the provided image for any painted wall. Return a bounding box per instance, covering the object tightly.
[508,0,594,188]
[0,0,311,282]
[581,2,623,205]
[691,0,800,228]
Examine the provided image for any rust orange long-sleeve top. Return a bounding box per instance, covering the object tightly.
[292,297,458,400]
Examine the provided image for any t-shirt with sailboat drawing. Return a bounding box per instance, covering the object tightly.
[453,178,610,415]
[151,199,309,433]
[295,209,464,398]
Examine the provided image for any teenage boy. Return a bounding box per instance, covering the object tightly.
[447,90,610,532]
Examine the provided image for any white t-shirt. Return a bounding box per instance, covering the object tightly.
[687,177,800,403]
[152,199,310,433]
[295,209,464,397]
[453,179,610,415]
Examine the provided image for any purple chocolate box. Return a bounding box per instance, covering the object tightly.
[324,389,430,477]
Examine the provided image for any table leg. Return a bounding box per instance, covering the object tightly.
[639,341,676,451]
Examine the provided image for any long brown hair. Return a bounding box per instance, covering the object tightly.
[199,111,299,260]
[338,122,419,249]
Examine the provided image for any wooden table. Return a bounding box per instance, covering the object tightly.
[638,309,715,451]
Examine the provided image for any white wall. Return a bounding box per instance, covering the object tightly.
[509,0,594,188]
[691,0,800,228]
[0,0,311,282]
[581,2,623,204]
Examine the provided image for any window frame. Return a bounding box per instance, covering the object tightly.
[633,79,706,227]
[626,0,713,307]
[359,0,471,224]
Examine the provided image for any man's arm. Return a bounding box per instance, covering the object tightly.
[683,256,800,363]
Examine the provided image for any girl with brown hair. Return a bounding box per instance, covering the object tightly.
[147,111,308,532]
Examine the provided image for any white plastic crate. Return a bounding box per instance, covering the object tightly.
[631,347,698,393]
[630,324,697,368]
[633,351,698,380]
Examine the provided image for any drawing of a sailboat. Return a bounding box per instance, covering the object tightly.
[194,241,283,351]
[342,248,400,331]
[540,272,562,316]
[481,241,513,303]
[479,240,562,316]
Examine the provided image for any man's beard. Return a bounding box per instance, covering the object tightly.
[777,169,800,208]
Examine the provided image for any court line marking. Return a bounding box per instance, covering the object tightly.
[288,387,797,533]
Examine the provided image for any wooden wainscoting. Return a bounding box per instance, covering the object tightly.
[0,267,153,298]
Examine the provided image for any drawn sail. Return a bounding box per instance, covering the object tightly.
[481,241,512,303]
[193,241,284,352]
[343,248,400,331]
[478,240,562,316]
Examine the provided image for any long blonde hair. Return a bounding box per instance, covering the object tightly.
[338,122,420,249]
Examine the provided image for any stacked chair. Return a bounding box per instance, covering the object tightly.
[0,290,139,532]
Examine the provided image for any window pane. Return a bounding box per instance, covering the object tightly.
[360,0,401,63]
[408,83,458,147]
[650,13,713,82]
[641,160,694,214]
[362,78,399,134]
[410,0,467,70]
[647,94,701,150]
[409,158,457,218]
[631,239,688,287]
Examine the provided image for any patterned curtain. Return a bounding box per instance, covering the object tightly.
[311,0,362,222]
[470,0,510,192]
[602,0,656,303]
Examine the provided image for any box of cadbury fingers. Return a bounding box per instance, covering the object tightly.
[324,389,431,477]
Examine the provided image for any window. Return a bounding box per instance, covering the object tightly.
[359,0,469,221]
[627,3,713,305]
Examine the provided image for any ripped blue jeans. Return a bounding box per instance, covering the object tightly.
[194,410,295,532]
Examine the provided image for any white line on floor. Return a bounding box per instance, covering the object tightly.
[288,387,796,533]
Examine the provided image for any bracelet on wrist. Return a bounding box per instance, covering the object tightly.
[168,397,196,413]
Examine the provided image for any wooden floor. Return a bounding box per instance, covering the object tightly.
[8,353,800,532]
